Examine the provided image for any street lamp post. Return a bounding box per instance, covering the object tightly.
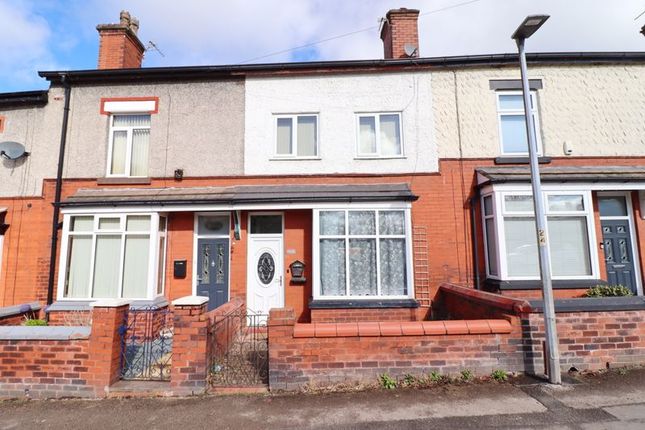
[512,15,561,384]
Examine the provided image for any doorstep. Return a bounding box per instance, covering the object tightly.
[106,380,173,398]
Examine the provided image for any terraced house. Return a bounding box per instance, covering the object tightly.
[1,8,645,395]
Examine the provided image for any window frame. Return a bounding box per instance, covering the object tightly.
[496,90,542,157]
[355,112,405,159]
[312,206,414,300]
[272,113,320,159]
[482,189,599,281]
[57,212,167,301]
[106,113,151,178]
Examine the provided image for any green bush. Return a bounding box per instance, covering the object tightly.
[585,284,632,297]
[460,369,474,382]
[379,373,397,390]
[23,319,47,326]
[491,369,508,382]
[429,371,443,383]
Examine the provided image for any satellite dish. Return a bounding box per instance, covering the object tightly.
[0,141,29,160]
[404,43,418,57]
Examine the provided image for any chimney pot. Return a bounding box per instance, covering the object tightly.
[380,8,420,59]
[130,17,140,35]
[119,10,131,26]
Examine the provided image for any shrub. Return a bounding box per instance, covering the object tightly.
[23,318,47,326]
[379,373,397,390]
[491,369,508,382]
[585,284,632,298]
[460,369,474,382]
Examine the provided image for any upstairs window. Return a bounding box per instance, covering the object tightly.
[496,91,542,156]
[108,114,151,177]
[275,114,318,157]
[356,113,403,158]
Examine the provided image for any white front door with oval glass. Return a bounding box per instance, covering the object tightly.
[247,214,284,315]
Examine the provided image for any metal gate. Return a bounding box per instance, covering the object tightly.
[208,312,268,386]
[119,306,173,381]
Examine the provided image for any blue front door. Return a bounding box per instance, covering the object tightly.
[196,238,230,310]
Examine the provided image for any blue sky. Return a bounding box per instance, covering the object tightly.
[1,0,644,93]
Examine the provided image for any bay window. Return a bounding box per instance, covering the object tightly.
[482,190,596,280]
[60,213,167,300]
[314,208,412,299]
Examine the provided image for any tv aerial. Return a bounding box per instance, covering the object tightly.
[0,141,29,160]
[145,40,165,57]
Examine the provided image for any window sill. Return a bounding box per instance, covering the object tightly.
[494,156,551,165]
[269,157,321,161]
[354,156,407,161]
[484,278,606,291]
[98,177,152,185]
[46,296,168,311]
[309,298,419,309]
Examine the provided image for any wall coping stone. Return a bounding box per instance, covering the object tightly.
[0,301,41,318]
[529,296,645,313]
[0,326,90,340]
[172,296,209,306]
[90,299,131,308]
[440,283,532,314]
[292,319,512,338]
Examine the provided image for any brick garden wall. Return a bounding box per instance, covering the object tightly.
[268,308,523,390]
[522,310,645,374]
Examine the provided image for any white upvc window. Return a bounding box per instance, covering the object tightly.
[482,190,598,280]
[58,213,167,300]
[313,208,413,299]
[107,114,151,177]
[274,114,318,158]
[496,91,542,156]
[356,112,403,158]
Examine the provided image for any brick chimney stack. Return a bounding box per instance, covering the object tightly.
[96,10,145,69]
[380,8,420,59]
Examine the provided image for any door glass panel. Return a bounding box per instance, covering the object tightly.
[599,196,628,217]
[257,252,276,284]
[198,215,229,236]
[250,215,282,234]
[200,244,210,284]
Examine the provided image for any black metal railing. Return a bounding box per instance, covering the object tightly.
[119,306,173,381]
[208,311,268,386]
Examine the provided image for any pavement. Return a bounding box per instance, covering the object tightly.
[2,369,645,429]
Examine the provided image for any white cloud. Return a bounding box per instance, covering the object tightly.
[1,0,644,91]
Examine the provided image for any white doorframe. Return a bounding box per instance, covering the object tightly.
[597,191,643,296]
[192,212,232,297]
[246,212,285,314]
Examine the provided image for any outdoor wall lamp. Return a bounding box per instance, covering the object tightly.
[289,260,306,283]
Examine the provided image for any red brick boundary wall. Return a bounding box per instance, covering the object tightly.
[523,310,645,374]
[0,300,128,399]
[435,283,532,320]
[0,302,42,326]
[268,307,523,390]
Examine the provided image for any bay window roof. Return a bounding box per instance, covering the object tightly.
[61,183,417,208]
[477,166,645,185]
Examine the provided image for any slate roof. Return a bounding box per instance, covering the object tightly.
[477,166,645,185]
[61,183,417,207]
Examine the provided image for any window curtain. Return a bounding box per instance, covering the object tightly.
[65,236,92,298]
[122,236,150,298]
[348,239,377,295]
[379,114,401,155]
[380,238,406,295]
[297,116,317,156]
[130,129,149,176]
[549,217,591,276]
[359,117,376,154]
[320,239,346,295]
[110,131,127,175]
[92,235,122,298]
[504,217,539,277]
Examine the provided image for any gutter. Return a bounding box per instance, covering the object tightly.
[46,75,71,307]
